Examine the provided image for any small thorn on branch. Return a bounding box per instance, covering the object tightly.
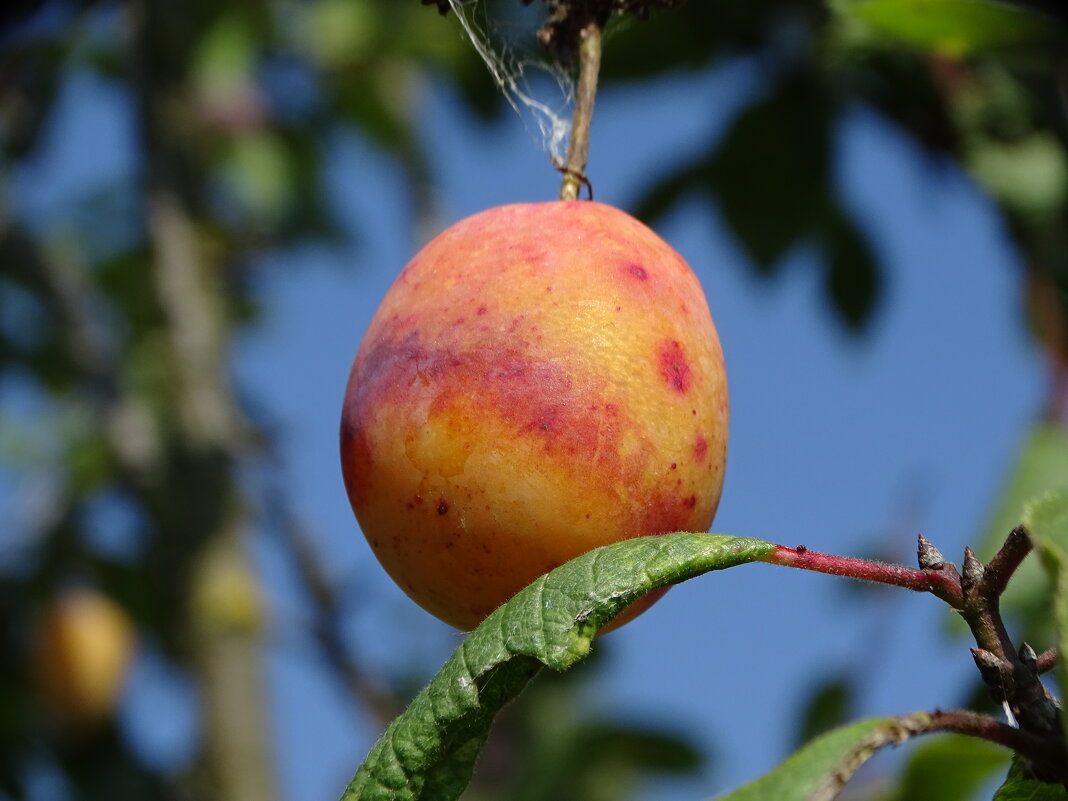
[971,648,1011,702]
[917,534,963,593]
[1019,642,1039,671]
[971,647,1010,674]
[961,547,986,599]
[917,534,946,569]
[1036,648,1058,675]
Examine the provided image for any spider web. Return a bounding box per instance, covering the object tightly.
[447,0,574,167]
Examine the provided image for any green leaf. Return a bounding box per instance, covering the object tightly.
[714,714,934,801]
[192,12,256,97]
[835,0,1058,57]
[823,207,882,331]
[632,70,884,332]
[882,734,1009,801]
[219,131,293,225]
[306,0,379,69]
[634,71,834,273]
[1022,488,1068,734]
[505,721,703,801]
[340,532,775,801]
[976,424,1068,642]
[967,132,1068,220]
[993,757,1068,800]
[707,72,833,271]
[793,676,856,749]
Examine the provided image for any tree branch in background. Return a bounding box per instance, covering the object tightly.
[128,0,279,796]
[275,513,400,728]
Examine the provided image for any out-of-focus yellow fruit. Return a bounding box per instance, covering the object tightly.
[34,589,136,726]
[340,201,728,631]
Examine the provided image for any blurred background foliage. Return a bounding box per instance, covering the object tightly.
[0,0,1066,799]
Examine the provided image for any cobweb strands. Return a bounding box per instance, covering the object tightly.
[447,0,575,167]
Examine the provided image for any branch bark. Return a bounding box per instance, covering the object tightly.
[129,0,279,797]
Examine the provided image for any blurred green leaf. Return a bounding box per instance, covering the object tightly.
[505,720,702,801]
[340,532,774,801]
[306,0,379,69]
[881,734,1009,801]
[1022,488,1068,728]
[634,67,884,330]
[993,757,1068,800]
[793,677,856,748]
[192,12,256,92]
[219,131,293,226]
[824,206,882,330]
[714,714,934,801]
[460,649,703,801]
[635,71,833,271]
[601,0,827,80]
[977,424,1068,643]
[983,425,1068,547]
[967,132,1068,220]
[703,71,834,271]
[835,0,1058,57]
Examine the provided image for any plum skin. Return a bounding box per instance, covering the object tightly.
[340,201,728,631]
[34,589,136,725]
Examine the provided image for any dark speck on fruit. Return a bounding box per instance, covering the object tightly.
[693,434,708,461]
[658,340,692,394]
[627,263,648,280]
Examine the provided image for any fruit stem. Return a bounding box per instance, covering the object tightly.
[559,22,601,201]
[761,544,965,607]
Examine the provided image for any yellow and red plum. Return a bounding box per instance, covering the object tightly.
[340,201,728,631]
[34,589,136,727]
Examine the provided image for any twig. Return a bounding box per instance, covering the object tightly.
[559,22,601,200]
[960,546,1017,668]
[274,512,399,727]
[760,543,964,607]
[925,709,1061,770]
[763,529,1067,781]
[955,528,1062,748]
[983,526,1032,598]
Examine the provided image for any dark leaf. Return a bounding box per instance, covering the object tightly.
[882,735,1009,801]
[823,205,882,330]
[714,713,937,801]
[793,676,856,748]
[993,757,1068,800]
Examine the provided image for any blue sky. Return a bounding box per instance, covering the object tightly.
[236,58,1043,799]
[3,29,1048,801]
